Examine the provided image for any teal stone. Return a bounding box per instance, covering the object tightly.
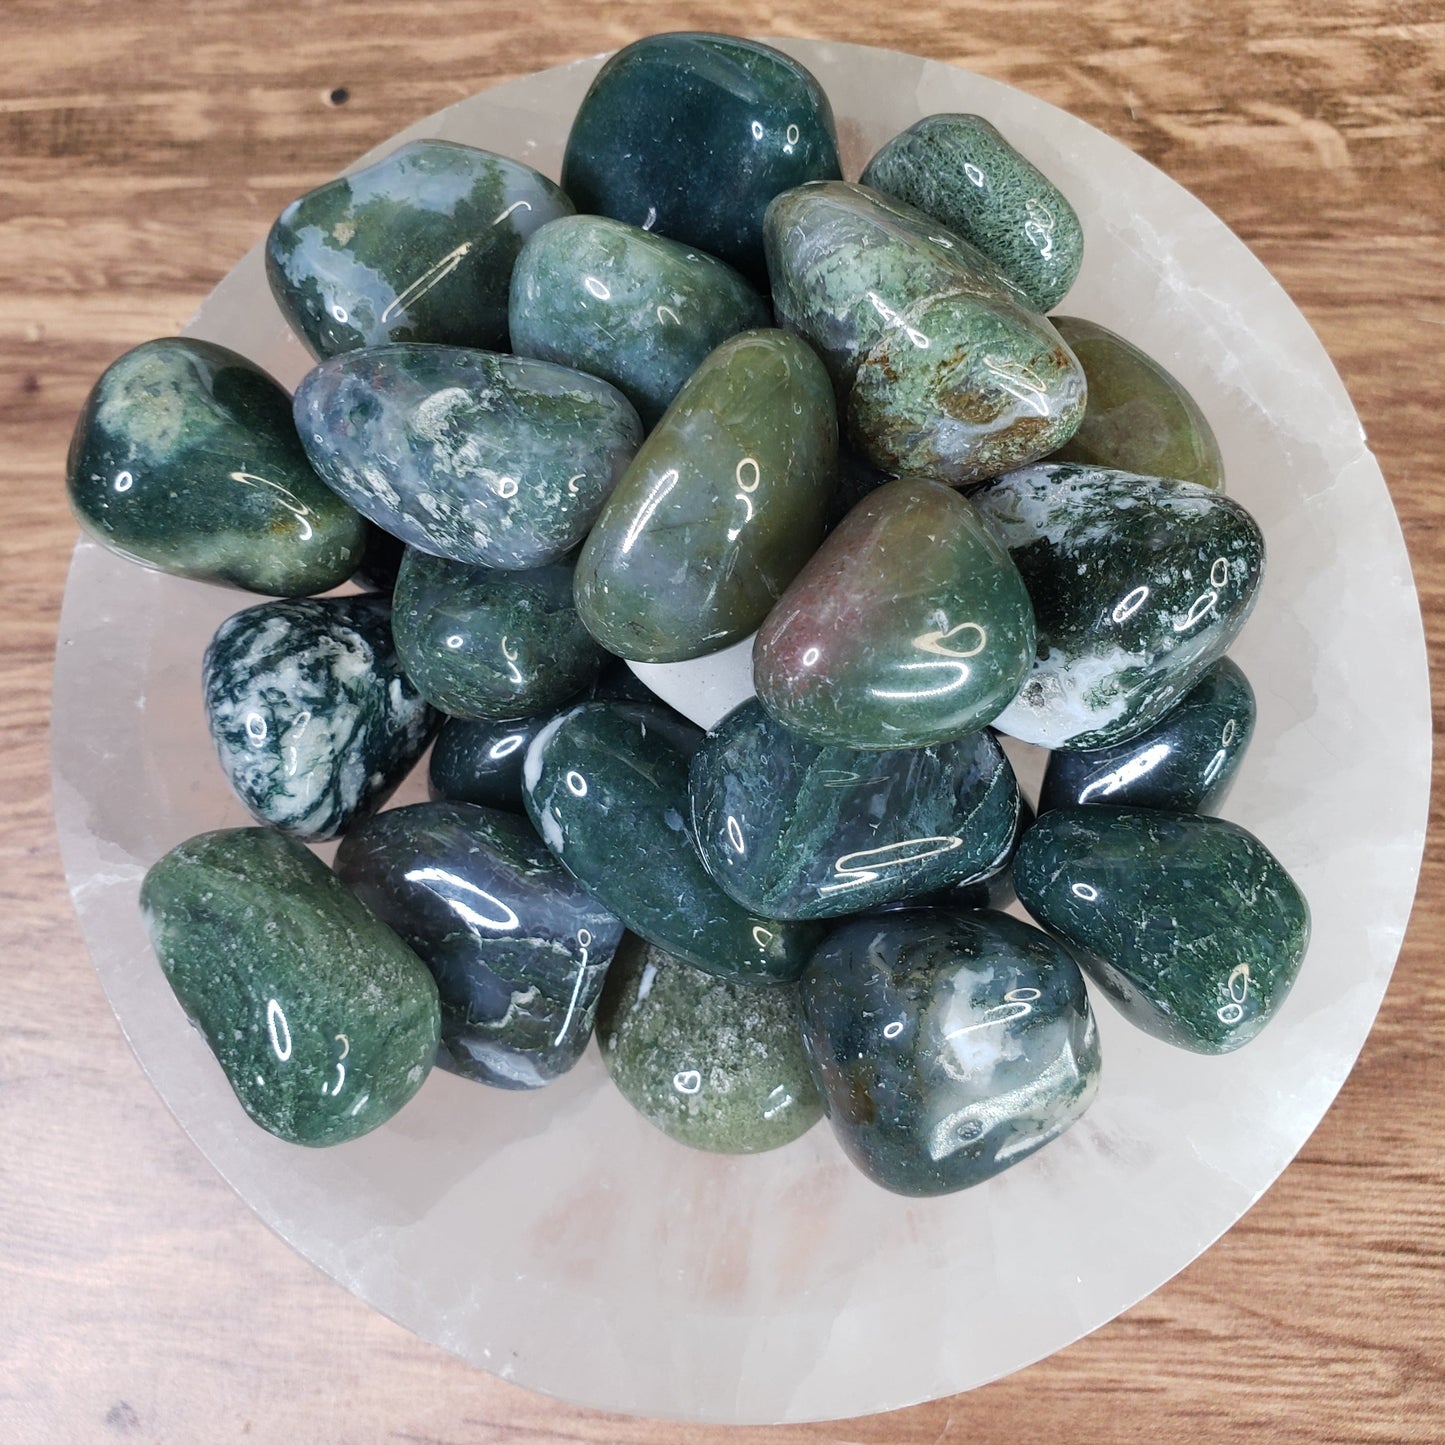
[140,828,440,1146]
[860,114,1084,312]
[509,216,770,427]
[522,702,821,984]
[561,33,841,282]
[1013,807,1310,1054]
[974,463,1265,750]
[1039,658,1255,814]
[334,802,624,1089]
[596,934,823,1153]
[66,338,365,595]
[574,329,837,662]
[764,181,1085,483]
[689,699,1020,920]
[294,344,642,570]
[800,908,1100,1196]
[202,594,435,842]
[753,477,1036,749]
[392,548,603,720]
[1050,316,1225,491]
[265,139,572,358]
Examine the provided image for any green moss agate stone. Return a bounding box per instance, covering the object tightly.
[801,908,1100,1196]
[596,934,823,1153]
[202,594,435,842]
[140,828,440,1146]
[974,463,1265,751]
[522,702,821,984]
[860,114,1084,312]
[689,699,1020,920]
[1050,316,1225,491]
[1040,657,1255,815]
[335,801,624,1089]
[67,338,365,595]
[509,216,770,428]
[574,329,837,662]
[764,181,1085,483]
[915,795,1034,913]
[561,33,840,282]
[753,477,1035,749]
[265,139,572,358]
[392,548,602,720]
[1014,807,1310,1054]
[294,344,641,570]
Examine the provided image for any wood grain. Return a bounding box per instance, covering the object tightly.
[2,2,1442,1441]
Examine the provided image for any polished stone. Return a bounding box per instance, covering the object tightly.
[974,463,1265,750]
[753,477,1035,748]
[67,338,365,595]
[800,907,1100,1196]
[945,795,1034,911]
[140,828,440,1145]
[294,343,641,570]
[202,594,434,842]
[266,139,572,357]
[1013,807,1311,1054]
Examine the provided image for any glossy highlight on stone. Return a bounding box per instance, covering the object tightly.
[140,828,440,1146]
[67,338,365,595]
[1014,807,1310,1054]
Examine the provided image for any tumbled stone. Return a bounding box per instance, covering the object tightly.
[141,828,440,1145]
[266,139,572,358]
[67,338,365,595]
[596,934,822,1153]
[294,344,641,570]
[974,463,1264,751]
[203,594,434,841]
[801,908,1100,1196]
[939,796,1034,912]
[753,477,1035,749]
[1013,807,1310,1054]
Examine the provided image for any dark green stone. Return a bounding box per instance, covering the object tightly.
[392,548,602,720]
[800,908,1100,1196]
[140,828,440,1146]
[596,934,823,1153]
[351,522,406,592]
[509,215,770,427]
[932,795,1034,912]
[522,702,821,984]
[861,114,1084,312]
[293,344,642,570]
[334,801,624,1089]
[265,139,572,358]
[202,594,435,842]
[66,338,365,595]
[561,33,840,282]
[574,329,837,662]
[1013,807,1311,1054]
[974,463,1265,750]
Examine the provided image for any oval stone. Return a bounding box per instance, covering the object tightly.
[203,594,435,841]
[574,329,837,662]
[1013,807,1310,1054]
[596,934,822,1153]
[974,463,1265,750]
[753,477,1036,749]
[140,828,440,1146]
[67,338,365,595]
[294,344,642,570]
[265,139,572,358]
[801,908,1100,1196]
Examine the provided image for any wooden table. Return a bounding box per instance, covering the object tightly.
[3,2,1441,1439]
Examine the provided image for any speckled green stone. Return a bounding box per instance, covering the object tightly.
[509,216,770,427]
[860,114,1084,312]
[1013,807,1310,1054]
[66,338,365,595]
[140,828,440,1146]
[596,934,823,1153]
[265,139,572,358]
